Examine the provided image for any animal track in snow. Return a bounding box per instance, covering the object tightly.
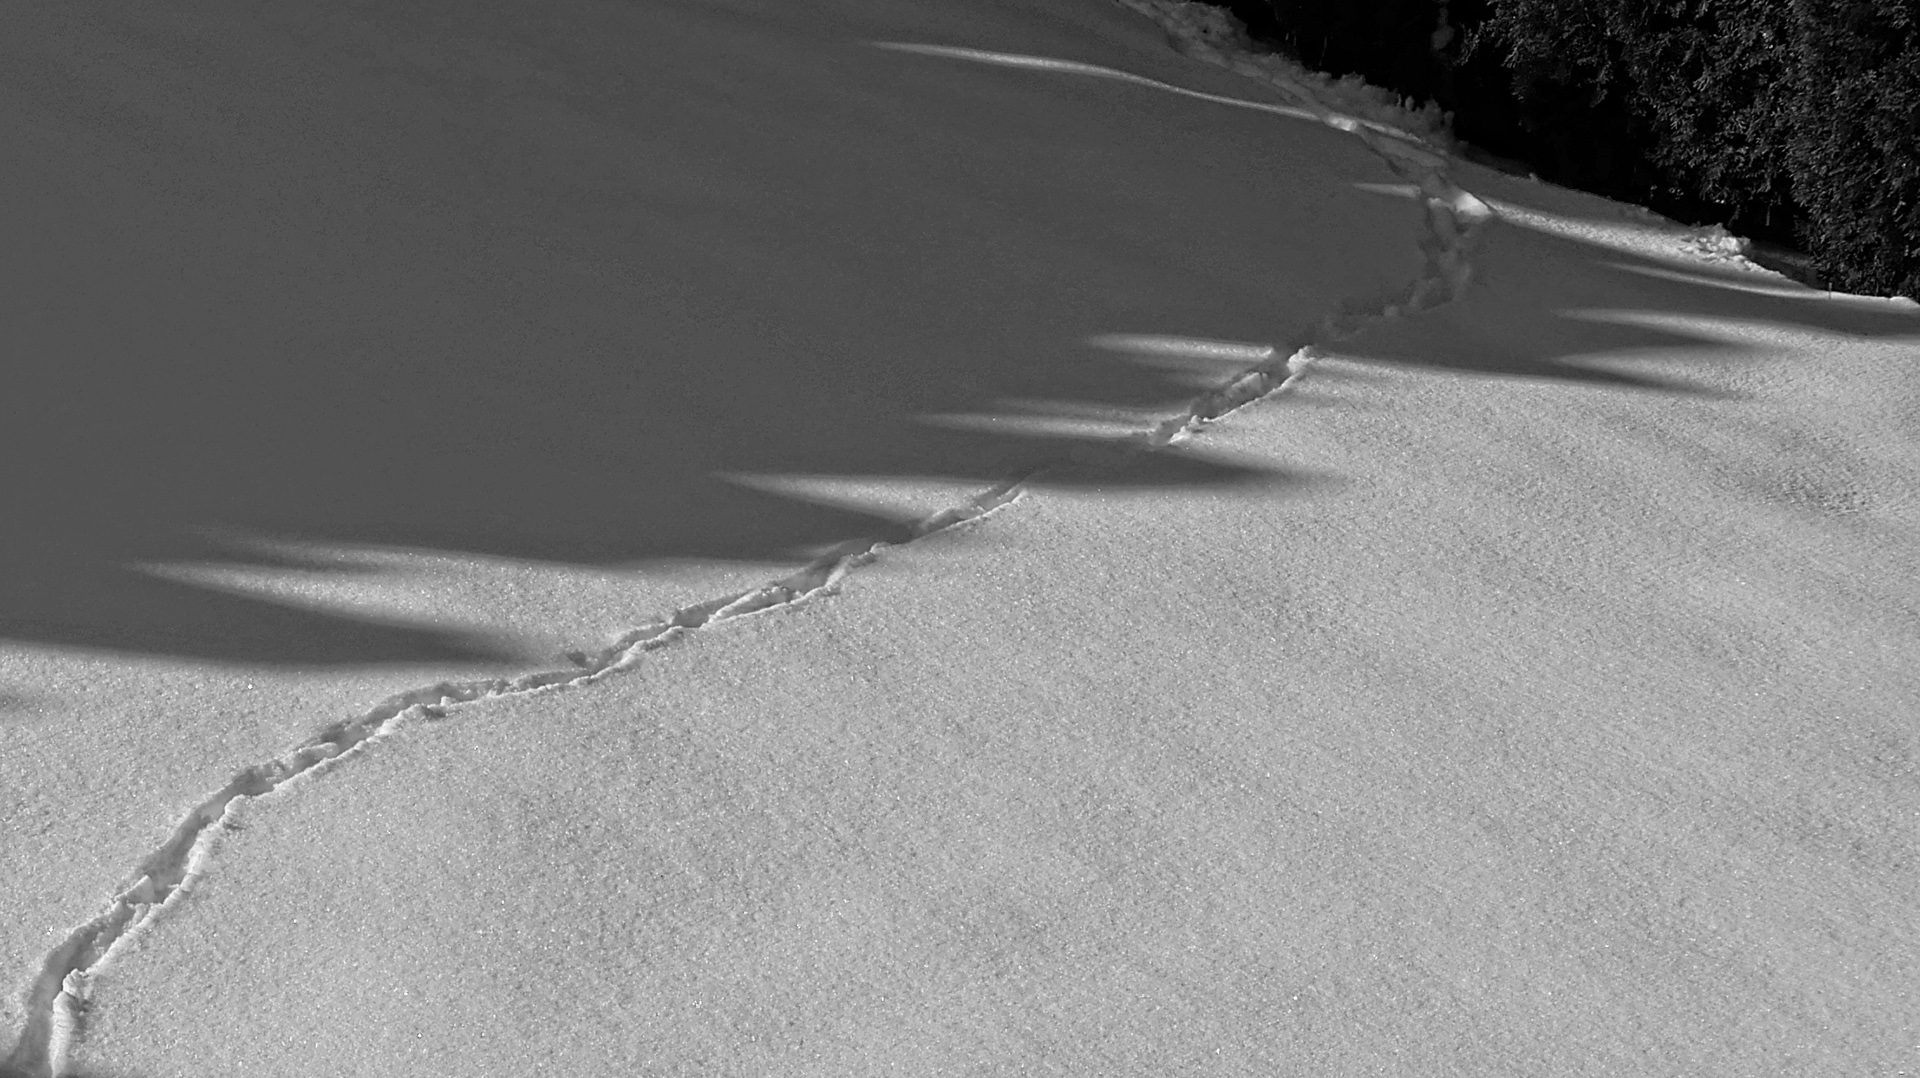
[0,475,1030,1078]
[880,2,1491,444]
[4,17,1490,1076]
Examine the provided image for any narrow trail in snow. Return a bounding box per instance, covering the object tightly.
[0,481,1036,1078]
[879,2,1492,437]
[2,9,1489,1074]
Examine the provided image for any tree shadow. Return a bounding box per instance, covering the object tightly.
[2,1,1362,668]
[1339,175,1920,390]
[17,5,1899,671]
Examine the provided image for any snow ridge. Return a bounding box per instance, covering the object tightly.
[5,16,1487,1076]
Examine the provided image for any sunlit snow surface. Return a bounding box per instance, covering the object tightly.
[4,0,1917,1075]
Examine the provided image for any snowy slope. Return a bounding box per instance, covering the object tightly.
[3,0,1425,1069]
[7,0,1919,1075]
[75,335,1920,1076]
[62,214,1920,1072]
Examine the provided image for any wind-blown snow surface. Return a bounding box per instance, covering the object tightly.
[7,0,1920,1074]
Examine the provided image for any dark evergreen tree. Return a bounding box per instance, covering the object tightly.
[1203,0,1920,299]
[1789,0,1920,298]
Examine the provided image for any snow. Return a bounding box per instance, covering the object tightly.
[4,0,1917,1075]
[1112,0,1456,146]
[63,322,1920,1073]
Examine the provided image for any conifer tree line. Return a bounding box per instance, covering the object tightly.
[1210,0,1919,300]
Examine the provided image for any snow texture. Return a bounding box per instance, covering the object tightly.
[0,2,1436,1068]
[5,0,1918,1075]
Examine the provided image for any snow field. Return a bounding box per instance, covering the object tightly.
[5,0,1918,1074]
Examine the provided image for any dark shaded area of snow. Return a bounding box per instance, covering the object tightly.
[3,0,1313,666]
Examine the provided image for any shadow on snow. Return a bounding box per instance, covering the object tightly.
[3,2,1914,671]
